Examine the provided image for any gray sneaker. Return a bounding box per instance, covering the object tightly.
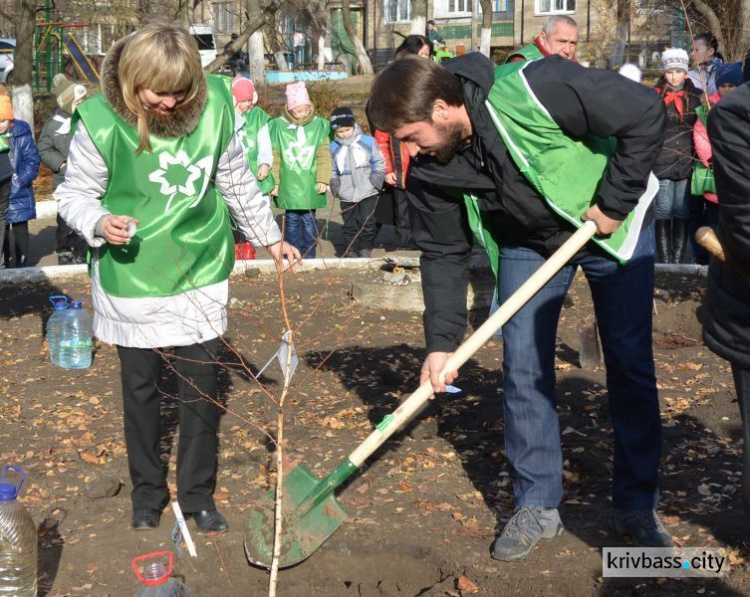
[491,506,564,562]
[612,508,674,547]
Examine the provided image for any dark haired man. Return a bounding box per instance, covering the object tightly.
[369,54,671,561]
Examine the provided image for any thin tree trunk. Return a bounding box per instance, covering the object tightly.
[316,30,327,70]
[246,0,266,83]
[479,0,492,56]
[12,0,34,128]
[410,0,427,35]
[341,0,373,74]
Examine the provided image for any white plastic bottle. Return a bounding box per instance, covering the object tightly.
[47,295,69,367]
[0,465,37,597]
[58,300,93,369]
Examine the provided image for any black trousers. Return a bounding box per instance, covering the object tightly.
[392,187,413,248]
[3,221,29,267]
[341,195,378,253]
[55,213,87,256]
[117,339,222,513]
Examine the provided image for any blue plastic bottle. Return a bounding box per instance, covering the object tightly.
[47,295,69,367]
[58,300,93,369]
[0,466,37,597]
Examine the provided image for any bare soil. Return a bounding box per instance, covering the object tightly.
[1,267,749,596]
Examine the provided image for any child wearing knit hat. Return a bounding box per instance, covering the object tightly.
[267,81,332,258]
[0,90,40,268]
[231,75,274,260]
[651,47,701,265]
[38,75,89,264]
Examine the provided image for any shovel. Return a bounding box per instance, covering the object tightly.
[244,220,598,569]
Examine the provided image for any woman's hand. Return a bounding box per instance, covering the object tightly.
[317,182,328,194]
[258,164,270,181]
[266,240,302,273]
[385,172,397,186]
[100,215,139,245]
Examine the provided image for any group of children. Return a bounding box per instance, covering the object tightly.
[231,77,387,259]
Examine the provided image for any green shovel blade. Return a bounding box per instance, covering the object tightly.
[244,464,349,569]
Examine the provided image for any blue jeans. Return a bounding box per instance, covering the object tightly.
[498,225,661,510]
[654,178,690,220]
[284,210,317,258]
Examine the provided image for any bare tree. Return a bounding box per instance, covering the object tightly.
[410,0,426,36]
[246,0,267,82]
[0,0,35,127]
[340,0,373,73]
[479,0,492,56]
[686,0,750,61]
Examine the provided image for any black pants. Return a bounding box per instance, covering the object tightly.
[55,213,87,257]
[117,339,222,513]
[0,179,8,262]
[3,221,29,267]
[341,195,378,254]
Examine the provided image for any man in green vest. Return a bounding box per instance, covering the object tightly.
[506,15,579,63]
[369,54,670,561]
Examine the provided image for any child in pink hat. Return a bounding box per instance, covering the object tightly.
[232,75,274,261]
[268,82,332,258]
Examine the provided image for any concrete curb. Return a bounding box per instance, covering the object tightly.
[0,257,388,285]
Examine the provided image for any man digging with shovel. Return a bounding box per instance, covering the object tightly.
[368,53,672,561]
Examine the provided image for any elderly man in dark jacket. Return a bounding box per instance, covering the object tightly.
[370,53,670,561]
[704,76,750,513]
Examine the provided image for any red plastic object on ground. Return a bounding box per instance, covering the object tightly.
[235,242,256,260]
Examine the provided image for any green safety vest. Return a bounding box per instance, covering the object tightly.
[0,133,8,152]
[75,75,237,298]
[691,105,716,196]
[462,60,655,279]
[237,107,276,195]
[269,115,329,210]
[504,43,543,64]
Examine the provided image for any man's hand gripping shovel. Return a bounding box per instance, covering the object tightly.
[244,221,598,568]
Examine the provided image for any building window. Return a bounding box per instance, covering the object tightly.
[384,0,412,23]
[478,0,510,14]
[447,0,470,15]
[214,2,234,33]
[536,0,575,14]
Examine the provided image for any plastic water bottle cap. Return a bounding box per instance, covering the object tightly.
[0,483,17,501]
[70,301,83,309]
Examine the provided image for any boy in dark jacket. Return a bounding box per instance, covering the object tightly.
[329,107,385,257]
[38,75,88,264]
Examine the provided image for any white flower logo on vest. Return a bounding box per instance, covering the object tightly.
[283,123,315,169]
[237,127,255,151]
[148,149,214,212]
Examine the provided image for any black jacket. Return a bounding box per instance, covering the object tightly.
[652,77,701,181]
[407,53,667,352]
[703,82,750,369]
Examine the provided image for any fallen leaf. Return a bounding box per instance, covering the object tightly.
[456,575,479,593]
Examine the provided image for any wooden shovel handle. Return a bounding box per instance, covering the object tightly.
[348,221,598,467]
[695,226,725,261]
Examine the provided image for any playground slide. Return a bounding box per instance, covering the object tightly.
[63,34,99,85]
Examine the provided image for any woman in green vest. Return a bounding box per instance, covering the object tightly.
[269,82,332,258]
[56,20,300,534]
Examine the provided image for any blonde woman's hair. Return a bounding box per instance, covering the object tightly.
[116,20,204,153]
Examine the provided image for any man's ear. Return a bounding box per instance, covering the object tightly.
[431,99,450,122]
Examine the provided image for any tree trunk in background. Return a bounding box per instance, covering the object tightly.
[12,0,34,129]
[341,0,373,74]
[173,0,190,26]
[246,0,266,82]
[410,0,427,36]
[479,0,492,56]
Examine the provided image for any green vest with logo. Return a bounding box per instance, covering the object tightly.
[237,107,276,195]
[75,75,236,298]
[462,60,656,279]
[504,43,543,64]
[691,105,716,196]
[269,115,329,210]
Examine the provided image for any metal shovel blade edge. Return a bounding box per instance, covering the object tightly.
[244,464,348,569]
